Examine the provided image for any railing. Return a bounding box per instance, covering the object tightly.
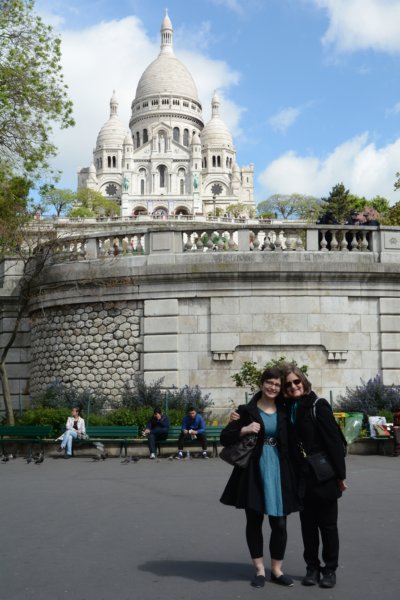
[44,222,382,263]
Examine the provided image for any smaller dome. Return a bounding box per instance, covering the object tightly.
[161,9,172,30]
[123,131,133,145]
[89,163,96,174]
[201,94,233,148]
[191,131,201,145]
[96,92,126,148]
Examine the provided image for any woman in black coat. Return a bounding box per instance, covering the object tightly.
[283,365,347,589]
[220,368,300,588]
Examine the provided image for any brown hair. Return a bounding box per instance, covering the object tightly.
[283,364,312,395]
[259,367,283,387]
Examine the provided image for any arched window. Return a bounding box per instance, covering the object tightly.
[204,157,207,168]
[158,165,166,188]
[183,129,189,146]
[173,127,180,143]
[107,156,111,168]
[226,157,229,167]
[143,129,148,143]
[217,156,221,167]
[136,132,140,147]
[112,156,116,168]
[99,157,103,168]
[140,180,145,195]
[212,155,216,167]
[180,179,184,194]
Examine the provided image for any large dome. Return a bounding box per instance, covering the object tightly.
[135,54,199,101]
[134,11,199,102]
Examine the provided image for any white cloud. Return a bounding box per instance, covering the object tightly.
[49,15,243,189]
[311,0,400,54]
[268,107,302,134]
[209,0,244,15]
[258,133,400,203]
[386,102,400,117]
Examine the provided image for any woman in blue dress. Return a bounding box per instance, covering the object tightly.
[220,367,299,588]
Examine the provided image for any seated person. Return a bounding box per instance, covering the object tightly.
[143,408,170,459]
[57,406,86,458]
[176,406,208,459]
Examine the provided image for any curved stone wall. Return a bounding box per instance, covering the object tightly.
[29,301,143,399]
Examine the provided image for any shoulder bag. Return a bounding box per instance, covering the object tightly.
[219,433,258,468]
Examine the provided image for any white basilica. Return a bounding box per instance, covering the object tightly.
[77,12,254,218]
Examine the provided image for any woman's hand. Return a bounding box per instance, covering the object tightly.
[229,410,240,422]
[240,422,261,436]
[338,479,348,492]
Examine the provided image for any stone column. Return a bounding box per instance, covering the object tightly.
[143,299,179,388]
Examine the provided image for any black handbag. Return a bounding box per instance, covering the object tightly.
[219,433,257,468]
[305,451,335,482]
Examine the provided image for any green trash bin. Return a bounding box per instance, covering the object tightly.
[343,412,363,444]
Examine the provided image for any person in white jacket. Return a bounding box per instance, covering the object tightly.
[58,407,86,458]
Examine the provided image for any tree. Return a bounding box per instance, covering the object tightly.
[0,0,74,177]
[369,196,391,218]
[225,202,255,218]
[257,194,322,221]
[395,172,400,191]
[320,183,354,224]
[0,162,32,253]
[387,201,400,226]
[69,189,120,218]
[232,357,308,393]
[40,187,75,217]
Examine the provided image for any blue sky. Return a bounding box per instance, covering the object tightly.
[36,0,400,205]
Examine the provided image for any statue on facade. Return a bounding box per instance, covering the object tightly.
[123,176,129,192]
[193,174,199,191]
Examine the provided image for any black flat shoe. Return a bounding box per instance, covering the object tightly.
[271,573,294,587]
[319,569,336,588]
[302,568,320,586]
[250,574,266,588]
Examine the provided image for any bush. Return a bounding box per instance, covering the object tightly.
[31,380,113,414]
[17,407,72,436]
[233,357,308,392]
[120,374,165,410]
[336,375,400,416]
[166,384,213,414]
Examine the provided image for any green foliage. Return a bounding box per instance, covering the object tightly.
[40,186,75,217]
[165,384,213,415]
[31,380,112,414]
[233,357,308,392]
[121,374,165,410]
[0,0,74,176]
[0,163,33,253]
[320,183,353,224]
[336,375,400,416]
[395,171,400,191]
[257,194,322,221]
[69,189,119,218]
[386,201,400,226]
[17,407,71,435]
[225,202,253,218]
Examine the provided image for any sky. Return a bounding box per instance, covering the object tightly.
[35,0,400,205]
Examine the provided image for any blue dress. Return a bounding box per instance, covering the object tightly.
[258,409,284,516]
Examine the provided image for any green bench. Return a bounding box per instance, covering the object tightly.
[0,425,53,456]
[72,425,140,457]
[156,425,224,457]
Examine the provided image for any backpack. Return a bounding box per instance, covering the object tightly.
[311,398,348,457]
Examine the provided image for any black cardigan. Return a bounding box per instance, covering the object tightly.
[219,394,300,515]
[290,391,346,501]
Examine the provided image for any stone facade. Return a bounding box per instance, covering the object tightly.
[29,301,143,400]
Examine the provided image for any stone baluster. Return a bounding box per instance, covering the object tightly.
[360,230,369,252]
[136,234,144,254]
[330,230,339,251]
[195,234,204,252]
[206,236,214,252]
[252,232,261,251]
[112,237,120,256]
[319,230,328,252]
[340,231,349,252]
[274,232,283,251]
[228,231,236,251]
[350,232,359,252]
[295,233,304,251]
[122,237,129,255]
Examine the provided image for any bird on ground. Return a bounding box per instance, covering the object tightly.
[26,457,33,464]
[1,455,9,462]
[34,453,44,464]
[121,456,140,464]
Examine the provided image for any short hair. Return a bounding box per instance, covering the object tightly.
[187,406,196,413]
[259,367,282,387]
[153,408,162,416]
[72,406,81,415]
[283,364,312,395]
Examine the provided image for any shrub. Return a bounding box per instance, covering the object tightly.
[166,384,213,414]
[120,374,165,410]
[232,356,308,392]
[31,380,113,414]
[336,375,400,416]
[17,407,72,436]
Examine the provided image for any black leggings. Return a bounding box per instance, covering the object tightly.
[245,508,287,560]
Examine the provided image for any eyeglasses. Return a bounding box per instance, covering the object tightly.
[285,378,302,389]
[263,381,281,389]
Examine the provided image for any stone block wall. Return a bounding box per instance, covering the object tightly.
[29,301,143,399]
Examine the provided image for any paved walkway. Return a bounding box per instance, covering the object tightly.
[1,453,399,600]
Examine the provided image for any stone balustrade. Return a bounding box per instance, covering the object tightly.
[44,221,390,263]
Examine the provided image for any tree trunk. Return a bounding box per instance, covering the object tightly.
[0,362,15,425]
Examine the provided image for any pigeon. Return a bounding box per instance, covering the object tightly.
[121,456,140,464]
[1,455,9,463]
[26,457,33,464]
[93,442,105,453]
[34,452,44,464]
